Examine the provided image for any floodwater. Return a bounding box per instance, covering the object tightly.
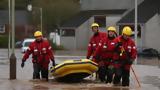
[0,61,159,90]
[0,49,160,90]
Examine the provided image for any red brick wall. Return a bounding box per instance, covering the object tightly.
[1,24,35,41]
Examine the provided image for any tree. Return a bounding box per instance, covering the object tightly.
[0,0,8,9]
[31,0,80,34]
[0,0,80,35]
[0,0,27,9]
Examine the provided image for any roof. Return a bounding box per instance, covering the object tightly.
[0,10,29,25]
[61,9,126,28]
[117,0,160,24]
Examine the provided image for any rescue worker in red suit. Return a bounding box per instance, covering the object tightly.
[86,23,107,59]
[93,26,117,83]
[113,26,137,86]
[21,31,55,81]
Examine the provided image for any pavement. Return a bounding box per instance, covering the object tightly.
[0,49,160,90]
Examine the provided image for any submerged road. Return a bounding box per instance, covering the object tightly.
[0,49,159,90]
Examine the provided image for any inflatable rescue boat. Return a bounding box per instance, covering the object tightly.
[50,59,98,82]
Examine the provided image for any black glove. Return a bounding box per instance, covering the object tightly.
[52,61,55,67]
[86,56,90,59]
[21,61,25,68]
[50,58,56,66]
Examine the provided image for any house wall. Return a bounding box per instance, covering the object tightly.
[75,15,122,49]
[60,36,76,50]
[144,14,160,50]
[140,24,145,50]
[76,17,94,50]
[0,10,35,41]
[106,15,121,27]
[59,19,93,50]
[106,15,122,34]
[60,15,124,50]
[80,0,144,10]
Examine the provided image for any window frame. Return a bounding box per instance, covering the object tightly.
[0,25,5,33]
[61,29,75,37]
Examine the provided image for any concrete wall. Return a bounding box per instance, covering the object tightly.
[60,36,76,50]
[106,15,122,33]
[80,0,144,10]
[60,15,123,50]
[144,14,160,50]
[76,17,94,50]
[60,17,94,50]
[75,15,122,49]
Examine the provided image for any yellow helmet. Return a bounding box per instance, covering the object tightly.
[122,26,132,36]
[34,31,42,37]
[107,26,116,32]
[91,23,99,27]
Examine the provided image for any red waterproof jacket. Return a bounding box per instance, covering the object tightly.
[93,36,116,66]
[86,32,107,59]
[22,39,54,69]
[113,36,137,70]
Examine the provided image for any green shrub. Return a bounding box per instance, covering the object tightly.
[0,36,9,48]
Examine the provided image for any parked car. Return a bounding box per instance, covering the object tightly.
[138,48,160,58]
[21,38,35,53]
[15,41,22,48]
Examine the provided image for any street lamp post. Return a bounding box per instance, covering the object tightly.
[27,4,43,32]
[9,0,16,80]
[8,0,11,59]
[135,0,138,46]
[134,0,138,64]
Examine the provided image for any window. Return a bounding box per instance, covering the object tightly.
[61,29,75,37]
[0,25,5,33]
[94,16,106,27]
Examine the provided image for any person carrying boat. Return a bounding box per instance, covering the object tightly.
[86,23,107,60]
[113,26,137,86]
[93,26,117,83]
